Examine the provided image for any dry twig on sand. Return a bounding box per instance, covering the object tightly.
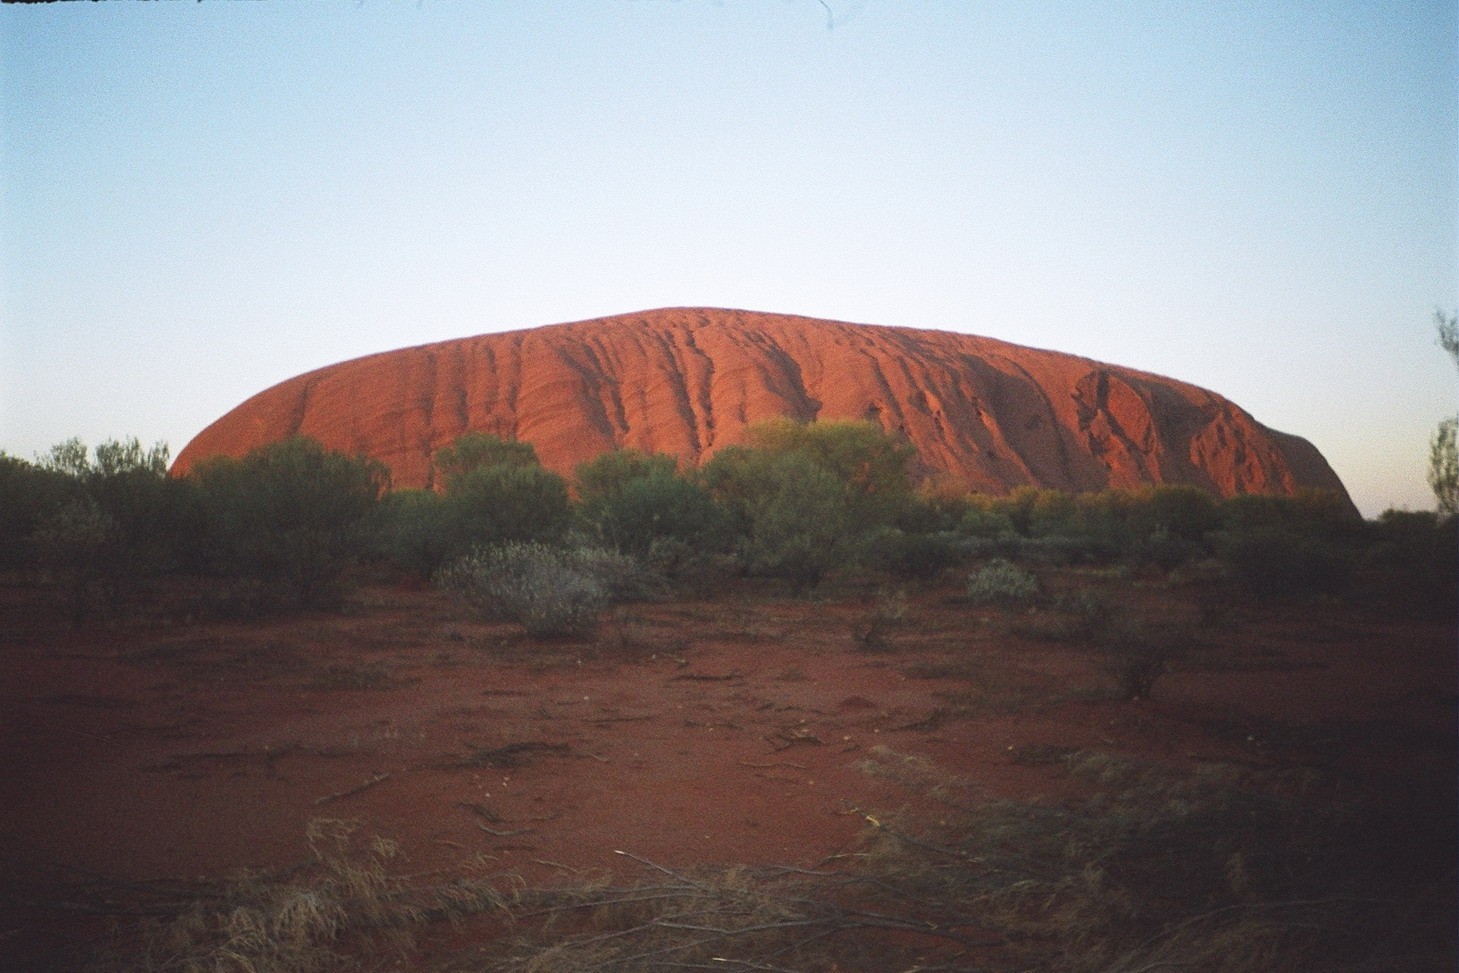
[312,772,390,806]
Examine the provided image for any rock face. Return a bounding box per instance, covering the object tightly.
[173,308,1351,504]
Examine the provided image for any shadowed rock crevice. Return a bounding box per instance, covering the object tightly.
[172,307,1353,509]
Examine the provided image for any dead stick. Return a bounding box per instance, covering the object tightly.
[738,759,806,769]
[313,772,390,806]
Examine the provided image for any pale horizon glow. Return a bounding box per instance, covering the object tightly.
[2,1,1455,517]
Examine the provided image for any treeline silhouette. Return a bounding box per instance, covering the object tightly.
[2,420,1452,623]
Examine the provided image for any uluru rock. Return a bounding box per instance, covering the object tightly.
[173,308,1351,505]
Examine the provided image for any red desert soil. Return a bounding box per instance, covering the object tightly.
[1,572,1452,967]
[171,308,1351,505]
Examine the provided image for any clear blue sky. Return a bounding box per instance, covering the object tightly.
[2,1,1454,517]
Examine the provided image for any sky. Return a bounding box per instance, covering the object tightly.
[1,0,1454,518]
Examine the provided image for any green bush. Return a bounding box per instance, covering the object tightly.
[574,449,678,505]
[444,462,572,553]
[1360,509,1458,615]
[965,557,1040,610]
[431,432,540,490]
[1144,484,1221,542]
[370,488,453,577]
[192,437,388,609]
[1129,530,1203,571]
[739,454,855,592]
[701,420,922,591]
[744,417,917,526]
[872,529,966,581]
[957,506,1017,540]
[1051,588,1117,642]
[1102,644,1167,701]
[31,497,122,624]
[1219,489,1359,544]
[576,460,731,559]
[1015,534,1123,565]
[18,437,201,616]
[0,453,77,569]
[1214,527,1350,599]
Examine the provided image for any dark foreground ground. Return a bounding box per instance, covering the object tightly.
[2,567,1454,971]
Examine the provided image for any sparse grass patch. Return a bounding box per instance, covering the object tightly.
[846,749,1455,973]
[85,819,507,973]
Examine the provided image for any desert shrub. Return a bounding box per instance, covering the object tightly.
[851,587,909,652]
[20,438,201,616]
[431,431,539,489]
[31,497,122,625]
[192,437,388,609]
[437,542,616,636]
[1220,489,1360,544]
[1103,646,1166,700]
[1051,587,1118,641]
[871,529,966,581]
[574,448,678,504]
[957,504,1018,540]
[443,462,572,553]
[1129,528,1204,570]
[1144,483,1221,542]
[1041,588,1178,699]
[891,489,956,534]
[954,486,1230,569]
[96,760,1451,973]
[577,464,731,559]
[1068,488,1138,545]
[701,420,928,589]
[955,534,1024,562]
[703,447,858,592]
[1214,527,1350,599]
[744,417,917,525]
[897,751,1447,971]
[741,456,855,592]
[0,453,77,569]
[428,432,570,559]
[1359,508,1459,616]
[369,488,453,576]
[1026,487,1080,537]
[91,818,504,973]
[965,557,1040,609]
[641,535,734,593]
[1096,621,1176,700]
[1014,533,1122,565]
[560,543,658,601]
[84,443,203,577]
[959,487,1196,566]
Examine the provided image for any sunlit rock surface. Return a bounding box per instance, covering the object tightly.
[174,307,1350,504]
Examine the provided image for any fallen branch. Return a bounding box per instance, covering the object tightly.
[738,759,807,770]
[450,741,571,769]
[313,772,389,805]
[671,671,744,682]
[476,823,534,838]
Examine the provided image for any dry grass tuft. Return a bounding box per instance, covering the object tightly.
[85,819,507,973]
[845,749,1456,973]
[73,753,1454,973]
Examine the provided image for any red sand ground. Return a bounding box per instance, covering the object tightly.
[2,571,1453,967]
